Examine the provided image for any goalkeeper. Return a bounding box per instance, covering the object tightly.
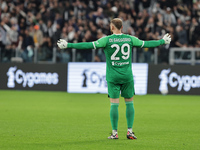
[57,18,171,140]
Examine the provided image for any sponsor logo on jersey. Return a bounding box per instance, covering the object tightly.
[7,66,59,88]
[112,61,129,66]
[159,68,200,93]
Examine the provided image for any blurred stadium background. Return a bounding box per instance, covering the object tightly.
[0,0,200,63]
[0,0,200,150]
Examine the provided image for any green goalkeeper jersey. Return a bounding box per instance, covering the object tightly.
[67,33,165,84]
[94,34,138,83]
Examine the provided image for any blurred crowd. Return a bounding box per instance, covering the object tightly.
[0,0,200,63]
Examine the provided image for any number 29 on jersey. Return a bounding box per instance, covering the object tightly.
[111,43,130,60]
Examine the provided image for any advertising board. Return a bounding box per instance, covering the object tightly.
[0,63,67,91]
[148,65,200,95]
[68,62,148,95]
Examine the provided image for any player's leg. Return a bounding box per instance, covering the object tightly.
[125,97,134,133]
[121,80,137,139]
[108,98,119,139]
[125,97,137,139]
[107,82,120,139]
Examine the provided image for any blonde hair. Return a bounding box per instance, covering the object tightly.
[111,18,122,30]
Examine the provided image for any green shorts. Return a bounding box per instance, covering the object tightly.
[107,80,135,99]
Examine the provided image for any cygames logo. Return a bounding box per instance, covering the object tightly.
[7,66,59,88]
[159,68,200,94]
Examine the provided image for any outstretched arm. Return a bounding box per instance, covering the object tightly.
[143,39,165,48]
[68,42,94,49]
[57,40,94,49]
[57,36,108,49]
[132,33,171,48]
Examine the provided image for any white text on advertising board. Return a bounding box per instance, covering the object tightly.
[7,66,59,88]
[159,68,200,93]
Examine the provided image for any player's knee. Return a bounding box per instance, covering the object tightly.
[125,97,133,102]
[110,98,119,103]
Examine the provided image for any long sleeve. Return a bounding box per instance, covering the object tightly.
[67,36,108,49]
[131,35,165,48]
[143,39,165,48]
[67,42,95,49]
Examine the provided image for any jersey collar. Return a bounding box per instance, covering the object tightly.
[113,33,123,35]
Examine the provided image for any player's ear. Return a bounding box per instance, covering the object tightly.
[121,26,123,31]
[111,24,115,30]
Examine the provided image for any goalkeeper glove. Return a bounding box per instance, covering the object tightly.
[57,39,68,49]
[162,33,171,44]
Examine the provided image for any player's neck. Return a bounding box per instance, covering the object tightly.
[112,30,122,35]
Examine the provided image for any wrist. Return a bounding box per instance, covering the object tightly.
[160,39,165,45]
[67,43,71,48]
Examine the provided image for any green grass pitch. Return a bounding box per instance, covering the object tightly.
[0,90,200,150]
